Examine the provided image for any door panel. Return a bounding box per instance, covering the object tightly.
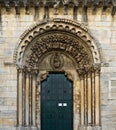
[41,73,73,130]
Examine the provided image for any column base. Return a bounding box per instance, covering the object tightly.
[17,126,38,130]
[93,126,102,130]
[87,126,93,130]
[79,126,87,130]
[31,126,38,130]
[17,126,24,130]
[24,126,31,130]
[79,126,102,130]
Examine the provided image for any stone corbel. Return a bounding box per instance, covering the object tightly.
[83,5,88,22]
[92,2,98,14]
[43,4,49,20]
[54,0,60,15]
[34,5,39,21]
[23,0,30,15]
[73,6,78,20]
[25,4,30,15]
[112,5,116,15]
[63,0,70,15]
[65,71,74,81]
[5,1,10,12]
[103,4,108,12]
[14,1,20,15]
[112,0,116,15]
[40,72,49,82]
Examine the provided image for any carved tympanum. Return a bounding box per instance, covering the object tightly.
[24,32,93,71]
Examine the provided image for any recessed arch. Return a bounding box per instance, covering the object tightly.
[14,18,101,70]
[16,18,102,130]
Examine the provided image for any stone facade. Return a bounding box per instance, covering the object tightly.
[0,1,116,130]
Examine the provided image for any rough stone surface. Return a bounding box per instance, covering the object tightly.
[0,6,115,130]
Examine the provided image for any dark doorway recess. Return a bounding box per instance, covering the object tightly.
[41,73,73,130]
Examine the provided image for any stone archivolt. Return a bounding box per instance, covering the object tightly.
[16,18,102,130]
[14,18,100,71]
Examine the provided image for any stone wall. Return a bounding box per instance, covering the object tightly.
[0,5,116,130]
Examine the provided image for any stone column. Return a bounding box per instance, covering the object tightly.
[29,74,32,126]
[94,64,101,129]
[17,68,23,129]
[25,71,30,129]
[91,68,95,126]
[78,68,86,130]
[22,70,26,126]
[87,71,92,130]
[87,71,92,124]
[80,75,85,126]
[31,72,37,130]
[84,74,87,126]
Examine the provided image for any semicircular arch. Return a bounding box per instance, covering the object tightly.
[14,18,101,71]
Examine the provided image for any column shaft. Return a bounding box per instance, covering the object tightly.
[25,72,30,126]
[29,74,32,125]
[92,71,95,125]
[22,70,26,125]
[84,74,87,125]
[17,69,23,126]
[87,72,92,125]
[80,76,85,125]
[95,71,100,126]
[32,73,36,126]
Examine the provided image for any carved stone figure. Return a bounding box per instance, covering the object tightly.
[50,52,64,70]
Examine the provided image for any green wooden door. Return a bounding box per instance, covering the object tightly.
[41,73,73,130]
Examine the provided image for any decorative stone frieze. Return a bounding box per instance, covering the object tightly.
[1,0,116,16]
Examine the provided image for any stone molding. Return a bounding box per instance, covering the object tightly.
[14,18,101,71]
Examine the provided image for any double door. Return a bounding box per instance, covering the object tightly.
[41,73,73,130]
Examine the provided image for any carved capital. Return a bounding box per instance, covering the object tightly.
[87,70,91,78]
[77,68,86,79]
[93,63,101,74]
[93,63,101,69]
[17,68,23,73]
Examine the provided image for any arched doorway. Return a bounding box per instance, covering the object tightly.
[15,18,102,130]
[41,73,73,130]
